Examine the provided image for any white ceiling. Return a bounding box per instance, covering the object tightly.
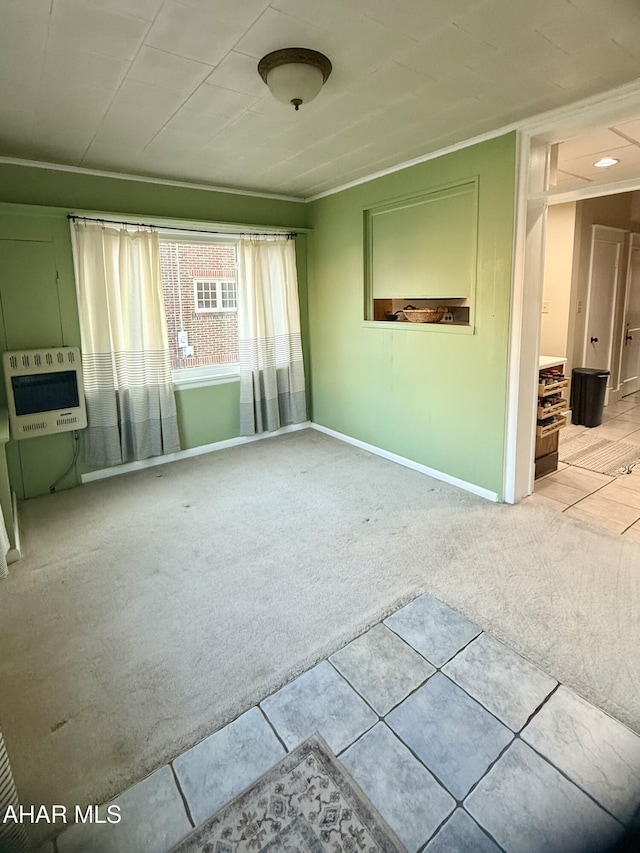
[2,0,640,199]
[555,120,640,186]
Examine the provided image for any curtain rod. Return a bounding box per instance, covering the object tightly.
[67,214,297,238]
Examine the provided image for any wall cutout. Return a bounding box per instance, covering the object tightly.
[364,178,478,324]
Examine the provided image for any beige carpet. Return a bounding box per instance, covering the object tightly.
[1,429,639,846]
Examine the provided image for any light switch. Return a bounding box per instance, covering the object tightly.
[542,301,550,314]
[177,330,188,347]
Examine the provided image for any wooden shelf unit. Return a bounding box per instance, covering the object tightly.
[537,398,568,420]
[534,359,567,480]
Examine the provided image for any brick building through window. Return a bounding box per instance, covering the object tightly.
[159,240,238,371]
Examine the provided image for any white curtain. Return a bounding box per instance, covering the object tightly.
[72,222,180,468]
[237,237,307,435]
[0,508,10,581]
[0,729,28,852]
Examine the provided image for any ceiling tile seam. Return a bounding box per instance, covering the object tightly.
[450,20,502,53]
[359,13,421,45]
[558,168,593,182]
[611,38,640,63]
[79,5,164,167]
[8,77,640,203]
[532,29,572,58]
[136,3,275,160]
[609,128,640,148]
[32,0,57,144]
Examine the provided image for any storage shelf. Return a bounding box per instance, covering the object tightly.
[538,378,568,397]
[536,417,567,438]
[537,399,568,419]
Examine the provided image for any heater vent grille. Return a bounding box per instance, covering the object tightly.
[2,347,87,439]
[9,349,79,370]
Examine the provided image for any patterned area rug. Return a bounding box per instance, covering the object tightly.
[170,734,406,853]
[559,429,640,476]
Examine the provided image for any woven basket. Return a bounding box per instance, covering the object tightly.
[402,305,448,323]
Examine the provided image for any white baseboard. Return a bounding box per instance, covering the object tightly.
[81,422,312,484]
[79,420,499,502]
[310,423,499,502]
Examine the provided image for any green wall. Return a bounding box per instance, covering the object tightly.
[0,137,516,500]
[307,133,517,499]
[0,163,309,498]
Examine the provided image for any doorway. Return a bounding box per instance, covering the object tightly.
[505,87,640,511]
[532,191,640,537]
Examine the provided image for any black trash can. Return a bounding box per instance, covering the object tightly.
[571,367,610,427]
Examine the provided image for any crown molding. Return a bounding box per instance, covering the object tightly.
[3,79,640,206]
[0,156,305,204]
[305,79,640,202]
[304,124,520,202]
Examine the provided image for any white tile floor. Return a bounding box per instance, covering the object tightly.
[532,391,640,537]
[47,594,640,853]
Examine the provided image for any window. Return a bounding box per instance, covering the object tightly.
[159,239,239,382]
[194,278,237,312]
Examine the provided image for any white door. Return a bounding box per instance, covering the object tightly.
[619,233,640,397]
[583,226,625,388]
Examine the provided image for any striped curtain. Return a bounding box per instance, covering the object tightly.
[0,731,28,853]
[237,238,307,435]
[0,509,10,581]
[71,222,180,468]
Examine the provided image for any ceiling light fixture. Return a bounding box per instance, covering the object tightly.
[593,156,619,168]
[258,48,332,111]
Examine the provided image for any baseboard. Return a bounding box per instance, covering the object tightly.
[310,423,499,502]
[79,420,499,501]
[81,422,312,484]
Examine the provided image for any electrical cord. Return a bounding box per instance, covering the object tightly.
[49,430,80,493]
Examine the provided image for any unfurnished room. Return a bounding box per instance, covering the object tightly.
[1,2,640,853]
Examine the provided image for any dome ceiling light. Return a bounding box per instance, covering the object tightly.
[593,156,619,168]
[258,48,332,111]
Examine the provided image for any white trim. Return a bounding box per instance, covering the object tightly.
[307,79,640,202]
[310,423,499,502]
[619,233,640,396]
[306,125,519,202]
[0,156,303,203]
[503,132,530,505]
[193,278,237,313]
[532,175,640,206]
[506,79,640,506]
[4,81,640,206]
[80,422,312,483]
[173,372,239,391]
[504,134,550,504]
[581,225,625,389]
[80,418,499,500]
[516,78,640,141]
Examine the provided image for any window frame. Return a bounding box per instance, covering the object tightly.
[158,233,240,387]
[193,277,238,313]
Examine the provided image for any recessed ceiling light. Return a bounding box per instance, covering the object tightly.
[593,157,619,168]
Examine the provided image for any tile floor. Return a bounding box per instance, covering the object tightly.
[44,594,640,853]
[532,390,640,538]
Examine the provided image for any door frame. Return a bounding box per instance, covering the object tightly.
[504,80,640,504]
[618,232,640,397]
[581,225,626,396]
